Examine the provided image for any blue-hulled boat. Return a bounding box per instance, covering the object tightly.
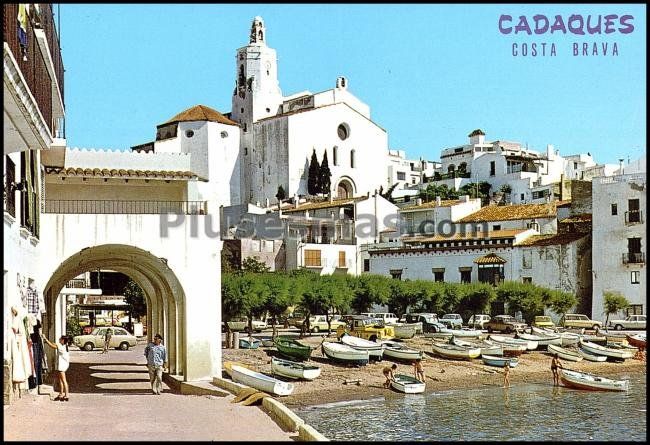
[239,337,261,349]
[481,354,519,368]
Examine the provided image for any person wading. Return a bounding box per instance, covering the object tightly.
[551,353,563,386]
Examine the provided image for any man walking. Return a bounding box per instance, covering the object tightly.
[144,333,167,395]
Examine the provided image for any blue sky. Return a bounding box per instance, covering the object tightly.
[58,4,646,164]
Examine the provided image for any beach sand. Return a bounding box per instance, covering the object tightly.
[223,333,646,408]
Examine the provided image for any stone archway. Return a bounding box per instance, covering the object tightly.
[41,244,188,378]
[336,177,356,199]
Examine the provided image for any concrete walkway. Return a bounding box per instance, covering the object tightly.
[3,343,293,441]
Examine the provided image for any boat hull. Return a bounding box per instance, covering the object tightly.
[580,339,634,359]
[547,344,583,362]
[431,342,481,360]
[230,364,294,396]
[340,335,384,361]
[481,354,519,368]
[271,357,321,380]
[560,369,629,392]
[626,334,646,349]
[391,374,426,393]
[239,338,261,349]
[274,336,312,361]
[322,342,370,365]
[393,324,418,339]
[577,347,607,362]
[381,342,423,361]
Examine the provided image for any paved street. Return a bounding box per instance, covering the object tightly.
[3,342,293,441]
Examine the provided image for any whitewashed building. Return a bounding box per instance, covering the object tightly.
[229,17,390,206]
[387,149,439,190]
[591,172,646,322]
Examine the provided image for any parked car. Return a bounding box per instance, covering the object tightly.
[467,314,491,329]
[607,315,646,330]
[558,314,602,330]
[360,312,400,325]
[287,312,308,328]
[439,313,463,329]
[336,315,395,341]
[531,315,555,329]
[403,313,446,333]
[73,326,137,351]
[225,316,267,333]
[303,315,347,333]
[484,315,527,334]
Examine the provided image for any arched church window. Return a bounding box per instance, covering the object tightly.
[350,149,355,168]
[333,146,338,166]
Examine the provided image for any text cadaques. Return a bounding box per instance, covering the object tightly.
[498,14,634,35]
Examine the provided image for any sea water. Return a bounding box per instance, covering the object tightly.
[294,373,646,441]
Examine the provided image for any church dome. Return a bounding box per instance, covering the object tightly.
[164,105,239,126]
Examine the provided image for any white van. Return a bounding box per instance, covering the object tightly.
[360,312,399,325]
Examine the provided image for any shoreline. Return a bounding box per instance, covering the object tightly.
[223,334,646,409]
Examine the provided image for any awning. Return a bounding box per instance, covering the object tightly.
[473,253,507,265]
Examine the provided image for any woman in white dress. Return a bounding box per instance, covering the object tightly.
[42,335,70,401]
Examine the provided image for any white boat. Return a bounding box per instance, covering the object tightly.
[482,354,519,368]
[390,373,426,394]
[533,327,581,346]
[516,332,562,347]
[393,323,419,339]
[579,339,634,360]
[482,338,525,357]
[577,347,607,362]
[321,341,370,365]
[380,341,423,361]
[560,369,629,392]
[229,363,294,396]
[270,356,321,380]
[547,344,583,362]
[438,327,483,338]
[431,341,481,360]
[340,334,384,360]
[451,337,503,357]
[488,334,537,351]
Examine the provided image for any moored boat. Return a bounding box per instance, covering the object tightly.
[229,363,294,396]
[451,337,503,357]
[438,327,483,338]
[481,354,519,368]
[239,337,261,349]
[547,343,583,362]
[577,347,607,362]
[393,323,419,339]
[270,356,321,380]
[533,327,581,346]
[274,335,313,361]
[516,332,562,348]
[390,374,426,394]
[560,369,629,392]
[381,341,423,361]
[321,341,370,365]
[626,333,646,349]
[488,334,537,351]
[340,334,384,361]
[579,339,634,360]
[431,341,480,360]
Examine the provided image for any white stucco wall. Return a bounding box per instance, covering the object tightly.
[591,174,647,321]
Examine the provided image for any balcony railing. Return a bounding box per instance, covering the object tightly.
[625,210,643,225]
[622,252,645,264]
[43,200,208,215]
[4,4,63,136]
[66,279,88,289]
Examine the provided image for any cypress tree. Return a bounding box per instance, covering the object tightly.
[320,150,332,195]
[307,149,320,195]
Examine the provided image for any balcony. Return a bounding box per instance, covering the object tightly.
[625,210,643,225]
[622,252,645,264]
[43,200,207,215]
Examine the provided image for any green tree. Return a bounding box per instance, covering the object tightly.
[458,181,492,200]
[390,280,430,317]
[123,279,147,319]
[546,289,577,321]
[603,291,630,328]
[320,150,332,195]
[500,184,512,194]
[261,272,293,337]
[458,283,496,325]
[440,282,466,314]
[239,272,271,334]
[495,281,544,323]
[241,256,271,273]
[221,243,239,274]
[418,281,446,313]
[307,149,321,196]
[301,274,353,335]
[350,274,392,314]
[417,184,459,202]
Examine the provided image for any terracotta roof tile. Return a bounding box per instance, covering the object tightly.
[559,213,592,223]
[515,232,588,247]
[164,105,239,126]
[457,202,557,223]
[400,199,463,211]
[403,228,527,243]
[474,253,507,264]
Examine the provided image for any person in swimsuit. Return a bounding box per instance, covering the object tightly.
[551,353,563,386]
[383,364,397,388]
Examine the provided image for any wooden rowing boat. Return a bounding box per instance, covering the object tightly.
[488,334,537,351]
[340,334,384,361]
[577,347,607,362]
[321,341,370,365]
[626,333,646,349]
[392,323,419,339]
[451,337,503,357]
[547,343,583,362]
[431,341,480,360]
[481,354,519,368]
[391,374,426,393]
[579,339,634,360]
[270,356,321,380]
[274,335,312,361]
[380,341,423,361]
[229,363,294,396]
[516,332,562,348]
[560,369,629,392]
[239,337,261,349]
